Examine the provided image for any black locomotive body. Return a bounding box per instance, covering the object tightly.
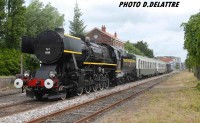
[14,28,168,100]
[15,28,132,99]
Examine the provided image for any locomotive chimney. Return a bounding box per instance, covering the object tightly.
[114,32,117,38]
[54,28,64,38]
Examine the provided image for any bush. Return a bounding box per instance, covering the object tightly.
[23,54,40,72]
[0,48,39,76]
[0,49,21,75]
[196,82,200,91]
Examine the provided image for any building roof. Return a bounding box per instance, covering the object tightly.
[86,27,124,44]
[159,57,173,63]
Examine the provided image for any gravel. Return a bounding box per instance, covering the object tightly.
[0,73,174,123]
[0,88,21,97]
[0,93,34,108]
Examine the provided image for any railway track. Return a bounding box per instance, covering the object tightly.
[0,99,59,118]
[0,89,21,98]
[27,75,169,123]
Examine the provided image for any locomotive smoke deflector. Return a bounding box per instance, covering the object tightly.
[21,36,35,54]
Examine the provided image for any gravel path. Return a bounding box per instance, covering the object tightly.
[0,73,175,123]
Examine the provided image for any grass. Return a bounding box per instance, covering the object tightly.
[0,76,15,78]
[97,71,200,123]
[196,82,200,91]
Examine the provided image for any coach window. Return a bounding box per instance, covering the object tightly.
[143,61,145,69]
[147,62,148,69]
[142,60,144,69]
[146,61,147,69]
[149,62,151,69]
[150,62,152,69]
[139,59,141,69]
[145,61,147,69]
[149,62,150,69]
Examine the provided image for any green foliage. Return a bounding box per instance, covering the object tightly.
[0,0,6,39]
[182,11,200,80]
[0,49,21,75]
[133,41,154,58]
[196,82,200,91]
[25,0,65,36]
[0,49,40,75]
[124,41,144,55]
[23,54,40,72]
[4,0,26,49]
[69,2,86,37]
[182,11,200,67]
[185,55,192,70]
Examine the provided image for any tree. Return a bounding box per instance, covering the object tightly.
[182,11,200,80]
[69,2,86,37]
[0,0,6,41]
[133,41,154,58]
[25,0,65,37]
[4,0,26,49]
[124,41,144,55]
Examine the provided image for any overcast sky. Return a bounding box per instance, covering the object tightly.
[26,0,200,62]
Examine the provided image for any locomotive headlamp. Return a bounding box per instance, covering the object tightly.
[49,71,56,78]
[14,79,23,88]
[24,71,30,78]
[44,79,54,89]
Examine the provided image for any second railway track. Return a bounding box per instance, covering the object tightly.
[28,75,170,123]
[0,99,58,118]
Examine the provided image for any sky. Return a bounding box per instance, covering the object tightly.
[25,0,200,62]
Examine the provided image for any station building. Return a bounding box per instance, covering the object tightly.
[86,25,124,49]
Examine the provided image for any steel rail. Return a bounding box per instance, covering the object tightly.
[74,81,162,123]
[27,75,169,123]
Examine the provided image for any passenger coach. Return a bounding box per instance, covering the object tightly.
[135,55,167,78]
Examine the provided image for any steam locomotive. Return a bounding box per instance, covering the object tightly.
[14,28,168,100]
